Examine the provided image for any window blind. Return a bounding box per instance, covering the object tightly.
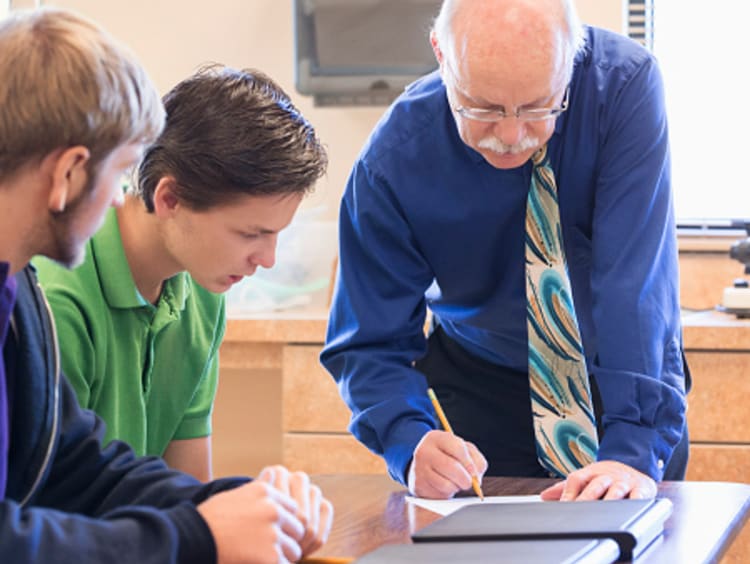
[626,0,654,50]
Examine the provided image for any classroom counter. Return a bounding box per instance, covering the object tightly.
[218,307,750,482]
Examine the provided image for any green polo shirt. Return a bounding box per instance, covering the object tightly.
[34,208,225,456]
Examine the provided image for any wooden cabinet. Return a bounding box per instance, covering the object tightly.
[281,344,385,474]
[219,312,385,477]
[683,311,750,484]
[219,309,750,482]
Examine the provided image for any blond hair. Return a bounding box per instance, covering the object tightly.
[0,8,165,182]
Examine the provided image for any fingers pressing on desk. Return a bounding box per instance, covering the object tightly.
[539,460,658,502]
[197,476,304,563]
[408,430,488,499]
[260,465,335,558]
[197,465,334,564]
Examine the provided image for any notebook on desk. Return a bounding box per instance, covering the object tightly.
[411,497,673,561]
[354,538,621,564]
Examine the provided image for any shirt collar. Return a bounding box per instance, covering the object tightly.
[91,209,190,313]
[0,262,10,287]
[0,262,18,346]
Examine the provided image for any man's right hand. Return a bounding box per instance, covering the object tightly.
[407,430,488,499]
[197,466,333,563]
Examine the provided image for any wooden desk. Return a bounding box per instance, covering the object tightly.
[309,475,750,563]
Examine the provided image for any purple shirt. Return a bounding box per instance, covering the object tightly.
[0,261,17,498]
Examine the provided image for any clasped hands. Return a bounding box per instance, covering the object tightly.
[407,430,657,501]
[198,465,333,564]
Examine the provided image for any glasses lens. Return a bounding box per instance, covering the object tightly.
[518,109,559,121]
[459,108,504,122]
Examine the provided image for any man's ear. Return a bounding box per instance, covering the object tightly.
[430,30,445,67]
[152,176,181,216]
[48,146,90,213]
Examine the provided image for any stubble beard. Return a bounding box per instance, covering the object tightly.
[45,174,98,269]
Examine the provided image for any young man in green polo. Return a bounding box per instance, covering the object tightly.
[36,65,328,481]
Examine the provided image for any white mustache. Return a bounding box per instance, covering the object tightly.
[477,135,540,154]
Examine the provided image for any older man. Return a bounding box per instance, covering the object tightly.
[322,0,688,501]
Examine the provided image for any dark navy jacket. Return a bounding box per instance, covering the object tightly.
[1,266,247,563]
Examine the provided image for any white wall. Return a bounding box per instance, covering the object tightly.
[43,0,623,220]
[577,0,623,32]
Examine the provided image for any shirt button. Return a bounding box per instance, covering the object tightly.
[657,459,665,470]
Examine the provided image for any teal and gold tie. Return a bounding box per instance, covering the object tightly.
[525,144,598,477]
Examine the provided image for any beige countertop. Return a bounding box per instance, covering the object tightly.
[225,307,328,344]
[225,307,750,350]
[682,309,750,350]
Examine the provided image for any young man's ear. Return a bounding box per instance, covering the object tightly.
[152,176,181,216]
[47,146,90,213]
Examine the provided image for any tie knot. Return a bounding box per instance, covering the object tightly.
[532,145,548,167]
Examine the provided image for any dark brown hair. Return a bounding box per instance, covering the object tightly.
[134,64,327,211]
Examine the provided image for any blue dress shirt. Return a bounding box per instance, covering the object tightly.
[321,26,687,484]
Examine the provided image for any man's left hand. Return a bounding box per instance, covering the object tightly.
[539,460,657,501]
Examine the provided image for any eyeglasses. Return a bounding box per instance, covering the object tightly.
[453,86,570,122]
[444,64,571,123]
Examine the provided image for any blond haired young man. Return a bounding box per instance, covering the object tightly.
[0,8,331,563]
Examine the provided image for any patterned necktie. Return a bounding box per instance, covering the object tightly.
[525,144,598,477]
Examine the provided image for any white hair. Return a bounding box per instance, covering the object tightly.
[432,0,586,82]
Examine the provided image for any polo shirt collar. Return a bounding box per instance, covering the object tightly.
[92,208,191,313]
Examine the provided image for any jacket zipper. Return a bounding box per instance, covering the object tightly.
[19,281,61,506]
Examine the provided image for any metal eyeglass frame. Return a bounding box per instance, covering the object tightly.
[445,63,571,123]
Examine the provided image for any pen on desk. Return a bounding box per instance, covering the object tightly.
[427,387,485,501]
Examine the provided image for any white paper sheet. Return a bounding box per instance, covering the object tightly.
[405,494,541,516]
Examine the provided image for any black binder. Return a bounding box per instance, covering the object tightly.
[354,538,621,563]
[411,498,673,561]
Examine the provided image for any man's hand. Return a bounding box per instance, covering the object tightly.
[540,460,658,501]
[408,430,488,499]
[259,465,334,557]
[197,465,333,563]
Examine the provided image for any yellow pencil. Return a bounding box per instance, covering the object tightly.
[427,387,485,501]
